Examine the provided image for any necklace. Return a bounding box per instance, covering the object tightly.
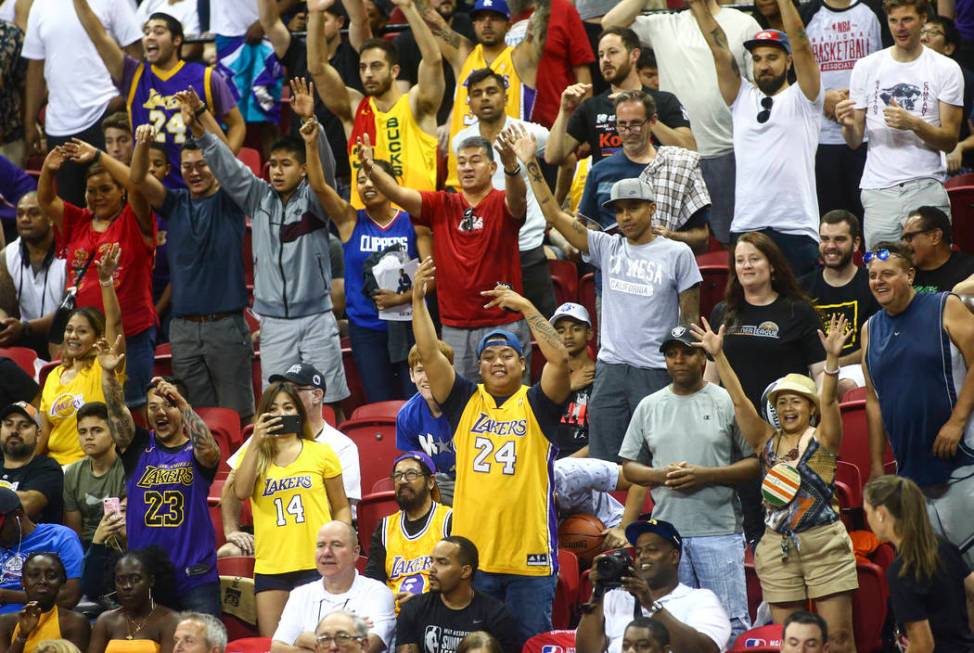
[124,599,156,640]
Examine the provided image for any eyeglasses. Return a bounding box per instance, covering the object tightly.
[902,228,933,243]
[315,634,362,648]
[757,96,774,124]
[616,119,647,133]
[391,470,425,482]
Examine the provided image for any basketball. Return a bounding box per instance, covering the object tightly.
[559,513,606,565]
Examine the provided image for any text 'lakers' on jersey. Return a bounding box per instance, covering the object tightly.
[451,384,557,576]
[382,502,452,612]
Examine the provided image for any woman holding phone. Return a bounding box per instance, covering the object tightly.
[231,382,352,637]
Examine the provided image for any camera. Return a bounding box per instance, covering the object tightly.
[594,549,632,591]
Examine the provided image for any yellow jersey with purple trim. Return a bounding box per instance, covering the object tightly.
[381,502,452,612]
[443,378,561,576]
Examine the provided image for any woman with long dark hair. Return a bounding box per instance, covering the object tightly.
[864,475,974,652]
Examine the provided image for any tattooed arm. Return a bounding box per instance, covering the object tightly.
[777,0,820,100]
[418,3,472,78]
[97,337,135,453]
[687,0,741,106]
[153,377,221,468]
[512,0,551,88]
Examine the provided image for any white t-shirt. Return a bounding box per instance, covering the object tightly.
[272,572,396,647]
[0,2,14,23]
[850,46,964,188]
[632,9,761,157]
[731,80,823,241]
[209,0,259,37]
[452,118,549,251]
[228,424,362,502]
[3,239,67,321]
[805,1,883,145]
[135,0,201,37]
[21,0,142,135]
[603,583,732,653]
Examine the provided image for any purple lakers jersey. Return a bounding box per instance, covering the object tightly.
[125,430,218,592]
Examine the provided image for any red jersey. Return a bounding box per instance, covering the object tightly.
[415,189,523,328]
[58,203,157,336]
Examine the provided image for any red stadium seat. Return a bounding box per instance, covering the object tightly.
[238,148,263,178]
[549,259,579,307]
[322,404,337,428]
[947,185,974,254]
[530,341,547,385]
[841,386,867,403]
[355,491,398,555]
[372,477,394,493]
[224,619,260,643]
[698,264,729,323]
[351,401,405,421]
[154,342,172,357]
[38,360,59,389]
[226,637,272,653]
[153,354,173,378]
[695,250,728,267]
[0,347,37,377]
[553,550,580,629]
[356,555,367,574]
[339,417,398,497]
[578,273,598,346]
[834,460,863,509]
[197,407,243,474]
[852,560,888,653]
[946,172,974,189]
[218,556,256,579]
[731,624,783,652]
[743,560,762,624]
[340,347,368,420]
[522,630,576,653]
[839,400,895,484]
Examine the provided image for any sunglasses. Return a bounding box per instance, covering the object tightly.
[757,96,774,124]
[863,248,913,264]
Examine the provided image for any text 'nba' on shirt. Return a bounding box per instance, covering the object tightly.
[607,253,664,296]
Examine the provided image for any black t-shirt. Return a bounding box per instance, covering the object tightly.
[0,455,63,524]
[0,359,39,407]
[279,37,363,180]
[395,13,475,126]
[120,427,218,483]
[799,266,880,354]
[566,86,691,163]
[888,538,974,653]
[711,297,826,409]
[396,590,521,653]
[556,383,591,458]
[913,251,974,294]
[364,505,454,582]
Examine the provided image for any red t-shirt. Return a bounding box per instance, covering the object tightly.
[517,0,595,128]
[58,203,157,336]
[415,189,523,328]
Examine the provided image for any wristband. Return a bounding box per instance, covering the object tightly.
[99,279,114,288]
[93,150,102,164]
[20,320,30,337]
[504,165,521,176]
[194,105,207,118]
[823,367,840,376]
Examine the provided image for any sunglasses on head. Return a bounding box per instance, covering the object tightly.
[863,249,912,265]
[757,96,774,124]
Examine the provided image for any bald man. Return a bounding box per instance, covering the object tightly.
[271,521,396,653]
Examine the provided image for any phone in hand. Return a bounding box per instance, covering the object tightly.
[276,414,303,436]
[103,497,121,515]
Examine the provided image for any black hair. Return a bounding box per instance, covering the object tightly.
[466,68,508,90]
[146,12,185,48]
[783,611,829,643]
[870,240,915,270]
[357,158,396,181]
[23,552,67,585]
[625,617,670,647]
[820,209,861,241]
[269,136,308,165]
[181,142,202,154]
[147,376,190,402]
[926,15,962,50]
[636,48,657,70]
[443,536,479,576]
[148,142,169,159]
[115,546,182,610]
[598,26,641,53]
[457,136,494,161]
[907,205,952,245]
[76,401,109,424]
[360,38,399,66]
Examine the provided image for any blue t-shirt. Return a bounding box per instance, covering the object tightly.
[396,392,456,476]
[578,152,648,229]
[152,212,170,304]
[0,523,83,613]
[343,209,418,332]
[158,188,248,317]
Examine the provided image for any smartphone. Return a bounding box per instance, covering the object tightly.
[276,414,303,436]
[103,497,121,515]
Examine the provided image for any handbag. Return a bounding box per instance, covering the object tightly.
[48,250,98,345]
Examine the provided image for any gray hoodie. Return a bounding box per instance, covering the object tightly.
[200,130,337,319]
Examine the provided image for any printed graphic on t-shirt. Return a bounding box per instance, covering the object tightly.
[594,112,621,157]
[813,300,859,350]
[871,81,929,115]
[606,253,665,296]
[459,208,484,232]
[732,321,781,338]
[424,625,483,653]
[810,19,873,72]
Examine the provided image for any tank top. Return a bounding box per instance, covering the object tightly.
[348,94,438,209]
[865,292,974,486]
[381,502,452,612]
[343,209,418,332]
[12,605,60,653]
[761,430,839,535]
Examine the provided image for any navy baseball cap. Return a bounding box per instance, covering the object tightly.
[658,324,696,353]
[744,29,792,54]
[471,0,510,18]
[625,518,683,551]
[269,363,327,392]
[476,329,524,358]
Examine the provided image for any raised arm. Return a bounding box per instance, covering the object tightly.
[399,0,444,122]
[287,77,337,189]
[417,2,473,76]
[95,244,124,351]
[495,125,528,221]
[97,335,135,453]
[777,0,819,100]
[690,318,775,450]
[258,0,293,59]
[37,148,66,231]
[308,3,360,133]
[339,0,373,51]
[602,0,647,29]
[157,377,221,468]
[72,0,125,82]
[511,0,551,88]
[512,127,590,254]
[544,84,588,165]
[130,125,168,210]
[816,314,849,452]
[300,118,357,237]
[688,0,741,106]
[411,258,456,404]
[24,61,48,160]
[359,134,424,215]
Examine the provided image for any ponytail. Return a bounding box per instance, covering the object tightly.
[864,475,939,583]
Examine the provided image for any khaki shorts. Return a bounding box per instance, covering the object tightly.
[754,520,859,603]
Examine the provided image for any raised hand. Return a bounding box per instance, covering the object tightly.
[96,243,121,284]
[95,335,126,372]
[356,133,376,176]
[151,376,189,410]
[494,126,518,170]
[63,138,99,164]
[288,77,316,120]
[817,313,850,358]
[412,256,435,302]
[42,147,67,173]
[253,412,284,441]
[299,117,321,144]
[560,83,591,115]
[508,122,538,164]
[17,602,41,636]
[134,124,157,145]
[175,86,205,115]
[481,283,531,314]
[690,317,725,357]
[307,0,336,11]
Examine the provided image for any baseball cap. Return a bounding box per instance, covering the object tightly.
[625,518,683,552]
[601,179,656,210]
[658,324,696,353]
[0,487,22,515]
[476,329,524,358]
[471,0,510,18]
[392,452,441,501]
[0,402,41,429]
[550,302,592,328]
[269,363,327,392]
[744,29,792,54]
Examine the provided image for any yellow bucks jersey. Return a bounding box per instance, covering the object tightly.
[382,502,452,611]
[251,441,343,575]
[349,93,438,209]
[447,45,536,189]
[449,381,558,576]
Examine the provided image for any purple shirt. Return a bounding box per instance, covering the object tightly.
[0,155,36,223]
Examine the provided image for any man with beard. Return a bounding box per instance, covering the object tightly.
[546,27,694,167]
[0,553,90,651]
[0,402,62,525]
[309,0,444,209]
[575,519,731,653]
[0,192,67,355]
[691,0,824,276]
[364,452,452,612]
[395,536,520,653]
[800,210,880,394]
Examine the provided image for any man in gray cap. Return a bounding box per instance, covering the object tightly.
[617,325,758,642]
[0,401,63,524]
[513,129,704,463]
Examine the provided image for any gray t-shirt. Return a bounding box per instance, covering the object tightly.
[63,456,127,544]
[618,383,753,538]
[587,232,701,369]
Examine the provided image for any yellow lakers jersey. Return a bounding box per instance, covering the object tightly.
[349,93,438,209]
[251,441,343,575]
[382,502,452,611]
[446,45,535,189]
[451,384,556,576]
